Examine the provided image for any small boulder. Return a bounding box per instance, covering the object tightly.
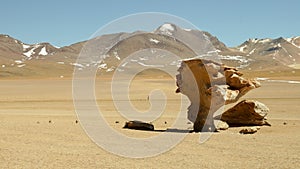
[218,100,270,126]
[239,127,260,134]
[123,121,154,131]
[214,120,229,130]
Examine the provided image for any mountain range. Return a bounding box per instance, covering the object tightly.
[1,23,299,78]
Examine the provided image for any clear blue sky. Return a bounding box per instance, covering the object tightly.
[1,0,299,47]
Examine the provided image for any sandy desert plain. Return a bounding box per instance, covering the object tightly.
[0,70,300,168]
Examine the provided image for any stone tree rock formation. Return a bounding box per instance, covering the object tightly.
[175,59,268,132]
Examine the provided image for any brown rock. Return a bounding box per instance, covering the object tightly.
[123,121,154,131]
[219,100,270,126]
[176,59,261,132]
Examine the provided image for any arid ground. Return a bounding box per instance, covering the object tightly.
[0,75,299,168]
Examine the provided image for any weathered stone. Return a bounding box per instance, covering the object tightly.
[176,59,262,132]
[123,121,154,131]
[219,100,270,126]
[239,126,261,134]
[214,120,229,130]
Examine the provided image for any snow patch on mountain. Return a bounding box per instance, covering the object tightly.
[39,47,48,56]
[113,51,120,60]
[249,38,271,44]
[149,38,160,44]
[15,60,23,64]
[71,63,85,68]
[23,44,42,57]
[286,36,300,49]
[22,44,30,50]
[183,28,192,31]
[219,55,249,63]
[250,38,259,43]
[98,63,107,69]
[17,64,26,68]
[239,45,247,52]
[139,57,148,61]
[23,47,36,57]
[219,55,252,68]
[106,66,115,72]
[207,50,220,54]
[277,43,281,48]
[137,62,164,68]
[259,38,271,43]
[247,48,256,56]
[121,62,128,67]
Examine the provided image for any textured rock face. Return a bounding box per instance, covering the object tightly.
[219,100,270,126]
[176,59,262,132]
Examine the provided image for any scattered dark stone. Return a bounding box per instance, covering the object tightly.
[283,122,287,125]
[187,122,192,124]
[75,120,78,124]
[37,121,40,124]
[49,120,52,123]
[115,121,119,124]
[164,121,167,124]
[123,120,154,131]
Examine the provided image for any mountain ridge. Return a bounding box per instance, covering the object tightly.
[1,24,300,78]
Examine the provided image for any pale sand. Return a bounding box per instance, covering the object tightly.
[0,78,299,168]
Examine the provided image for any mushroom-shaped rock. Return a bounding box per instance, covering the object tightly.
[176,59,261,132]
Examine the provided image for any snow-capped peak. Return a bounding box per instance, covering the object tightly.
[158,23,175,36]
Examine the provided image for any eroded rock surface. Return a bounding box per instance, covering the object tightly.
[219,100,270,126]
[176,59,262,132]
